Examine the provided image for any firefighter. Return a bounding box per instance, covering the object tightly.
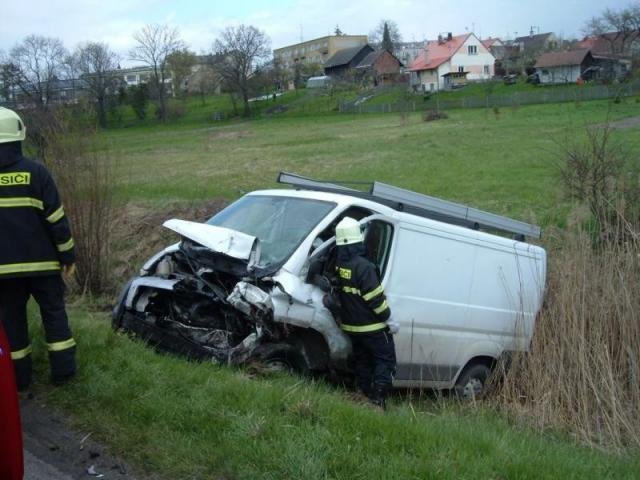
[334,217,399,409]
[0,107,77,391]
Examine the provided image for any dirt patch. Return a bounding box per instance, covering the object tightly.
[594,116,640,130]
[21,395,155,479]
[208,129,252,141]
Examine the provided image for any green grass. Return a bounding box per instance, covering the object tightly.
[25,308,640,479]
[354,80,586,107]
[101,98,640,227]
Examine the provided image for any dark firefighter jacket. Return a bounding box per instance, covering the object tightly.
[335,244,391,334]
[0,142,75,279]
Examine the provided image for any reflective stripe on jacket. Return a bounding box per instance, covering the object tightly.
[0,144,75,279]
[336,253,390,334]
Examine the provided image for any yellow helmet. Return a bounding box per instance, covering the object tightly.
[0,107,26,144]
[335,217,363,245]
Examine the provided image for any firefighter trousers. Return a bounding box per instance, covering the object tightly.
[349,329,396,396]
[0,274,76,390]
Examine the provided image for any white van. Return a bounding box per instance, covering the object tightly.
[113,173,546,397]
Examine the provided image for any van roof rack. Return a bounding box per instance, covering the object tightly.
[277,171,541,240]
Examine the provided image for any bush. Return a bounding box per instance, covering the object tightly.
[422,109,448,122]
[557,125,640,244]
[164,98,187,121]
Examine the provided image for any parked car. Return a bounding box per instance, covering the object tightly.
[503,74,518,85]
[113,173,547,397]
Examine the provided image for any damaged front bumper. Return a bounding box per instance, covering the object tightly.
[113,219,351,372]
[114,276,269,365]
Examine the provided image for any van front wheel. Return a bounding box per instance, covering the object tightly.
[454,364,491,400]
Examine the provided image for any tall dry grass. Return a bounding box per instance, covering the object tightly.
[499,227,640,451]
[498,124,640,452]
[24,106,116,294]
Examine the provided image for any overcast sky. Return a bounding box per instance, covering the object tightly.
[0,0,629,62]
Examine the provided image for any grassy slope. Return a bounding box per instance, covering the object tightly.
[103,99,639,226]
[28,309,639,480]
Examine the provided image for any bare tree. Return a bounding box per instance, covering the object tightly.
[129,24,184,122]
[74,42,120,127]
[5,35,68,108]
[369,19,403,53]
[213,25,271,117]
[583,3,640,55]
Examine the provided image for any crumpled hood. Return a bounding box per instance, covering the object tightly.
[163,219,260,263]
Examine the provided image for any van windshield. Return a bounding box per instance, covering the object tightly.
[207,195,336,268]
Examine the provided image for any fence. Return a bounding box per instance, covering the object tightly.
[339,82,640,114]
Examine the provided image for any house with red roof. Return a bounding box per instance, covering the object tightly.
[409,33,495,92]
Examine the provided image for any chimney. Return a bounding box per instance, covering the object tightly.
[529,27,534,37]
[438,34,443,44]
[447,32,452,41]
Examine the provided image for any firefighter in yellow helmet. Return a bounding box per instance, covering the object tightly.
[0,107,77,390]
[334,217,398,409]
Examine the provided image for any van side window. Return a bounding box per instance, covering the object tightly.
[364,220,394,277]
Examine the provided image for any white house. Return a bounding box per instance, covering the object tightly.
[409,33,495,92]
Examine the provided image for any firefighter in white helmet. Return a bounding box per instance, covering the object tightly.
[0,107,77,390]
[334,217,398,408]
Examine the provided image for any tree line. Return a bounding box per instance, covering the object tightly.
[0,23,272,125]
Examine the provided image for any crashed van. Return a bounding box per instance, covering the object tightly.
[113,172,546,397]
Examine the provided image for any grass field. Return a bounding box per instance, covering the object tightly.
[26,97,640,479]
[104,98,639,227]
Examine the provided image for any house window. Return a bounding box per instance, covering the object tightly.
[468,45,477,55]
[458,66,464,73]
[430,83,435,91]
[484,65,490,75]
[126,75,136,83]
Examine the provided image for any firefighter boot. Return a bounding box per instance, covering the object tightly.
[370,384,388,410]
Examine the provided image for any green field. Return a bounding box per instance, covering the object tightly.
[105,98,639,227]
[28,98,640,479]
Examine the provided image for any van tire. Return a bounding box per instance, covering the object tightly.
[252,343,309,375]
[454,364,491,400]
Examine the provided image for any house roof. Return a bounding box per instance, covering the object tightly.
[578,31,640,56]
[355,49,403,69]
[481,37,503,49]
[324,45,373,68]
[409,33,471,71]
[515,32,554,51]
[534,49,591,68]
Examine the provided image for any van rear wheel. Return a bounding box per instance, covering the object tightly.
[454,364,491,400]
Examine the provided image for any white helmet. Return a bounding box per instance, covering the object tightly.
[335,217,363,245]
[0,107,26,144]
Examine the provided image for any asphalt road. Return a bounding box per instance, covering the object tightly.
[20,395,138,480]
